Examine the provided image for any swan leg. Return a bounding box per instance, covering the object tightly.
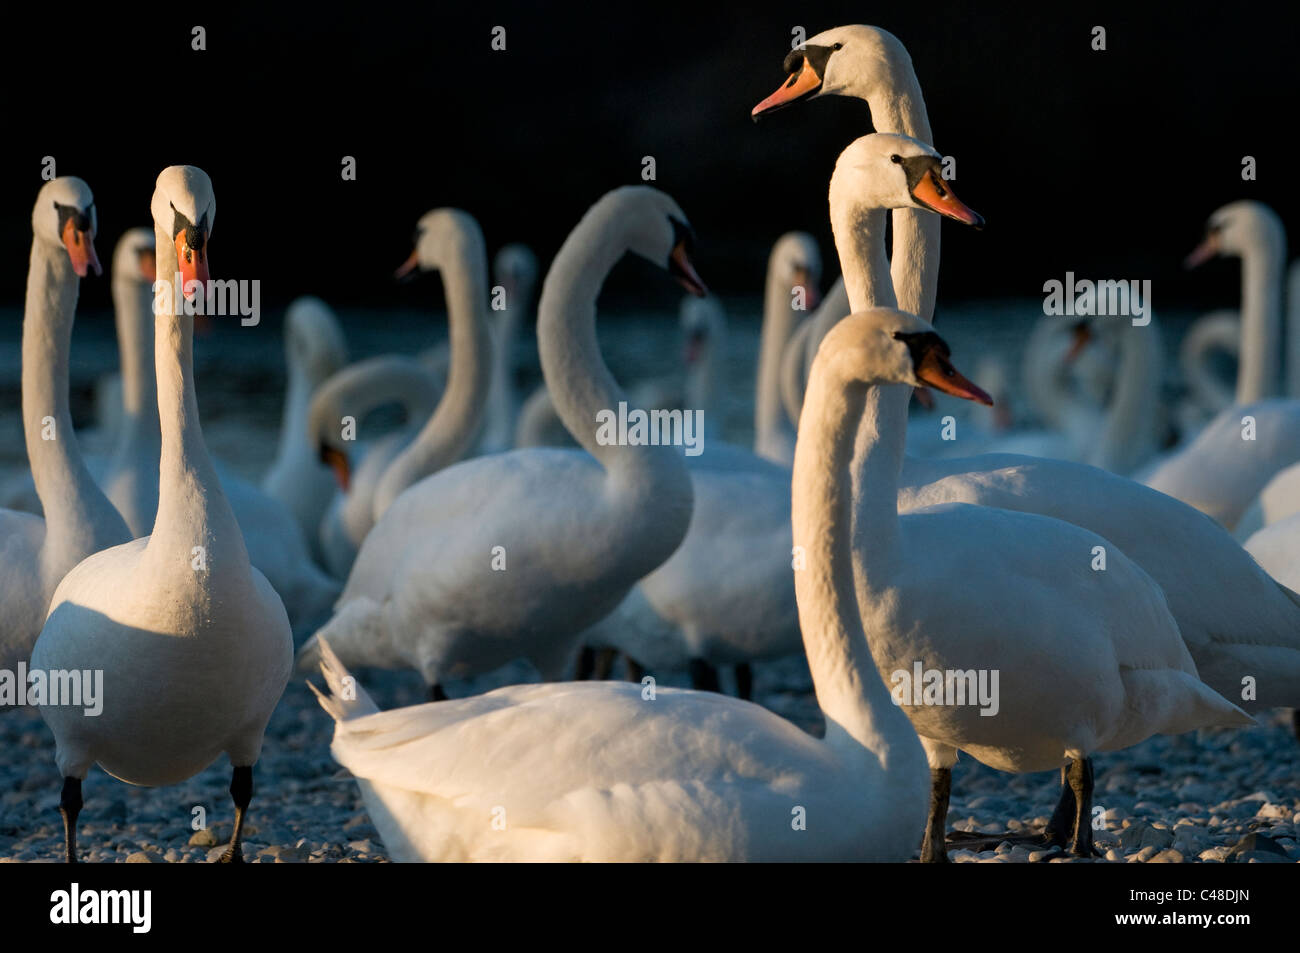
[734,663,754,701]
[219,765,253,864]
[920,767,951,863]
[59,777,82,864]
[574,646,597,680]
[430,684,448,702]
[1042,765,1075,848]
[1066,757,1095,857]
[592,648,618,680]
[625,656,645,682]
[689,658,721,693]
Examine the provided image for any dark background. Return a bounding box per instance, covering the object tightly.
[0,0,1296,314]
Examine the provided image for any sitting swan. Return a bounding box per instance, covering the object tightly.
[32,166,292,863]
[303,307,996,861]
[298,187,704,697]
[0,178,131,680]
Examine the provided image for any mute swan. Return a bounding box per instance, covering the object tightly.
[313,355,441,579]
[1178,310,1239,432]
[824,137,1252,861]
[375,209,492,520]
[31,166,292,863]
[753,23,1300,740]
[477,244,537,454]
[1142,202,1295,527]
[755,232,820,465]
[261,296,349,553]
[297,187,705,697]
[0,178,131,680]
[302,309,991,861]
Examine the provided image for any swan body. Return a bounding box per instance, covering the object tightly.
[33,169,290,866]
[299,187,702,692]
[0,178,130,678]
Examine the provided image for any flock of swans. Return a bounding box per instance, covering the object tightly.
[3,23,1300,863]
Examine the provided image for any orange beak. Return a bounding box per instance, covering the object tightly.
[752,58,824,119]
[1184,233,1220,270]
[792,266,819,310]
[395,248,420,281]
[914,349,993,406]
[319,444,351,492]
[669,241,708,297]
[174,228,209,298]
[61,218,102,277]
[1065,322,1092,364]
[911,170,984,228]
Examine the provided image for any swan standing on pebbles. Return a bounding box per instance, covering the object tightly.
[305,307,1000,861]
[824,137,1253,861]
[298,187,704,697]
[0,178,131,678]
[31,166,292,863]
[754,22,1300,741]
[261,296,349,553]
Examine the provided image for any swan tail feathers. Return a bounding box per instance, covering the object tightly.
[308,637,380,722]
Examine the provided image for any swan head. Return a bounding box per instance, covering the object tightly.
[771,231,821,309]
[1185,200,1285,268]
[150,165,215,299]
[680,295,725,365]
[752,25,909,119]
[395,208,486,282]
[112,227,157,285]
[34,177,101,277]
[605,186,708,297]
[494,243,539,304]
[286,296,349,380]
[816,308,992,404]
[831,134,984,227]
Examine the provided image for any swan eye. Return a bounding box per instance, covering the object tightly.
[890,155,902,164]
[831,42,843,50]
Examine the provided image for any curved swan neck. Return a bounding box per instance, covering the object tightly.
[311,357,439,450]
[111,271,160,452]
[1093,323,1161,472]
[22,238,125,557]
[374,230,492,515]
[793,364,912,757]
[1237,223,1286,402]
[150,224,241,556]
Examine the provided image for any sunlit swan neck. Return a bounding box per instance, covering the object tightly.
[112,259,159,453]
[1238,219,1286,402]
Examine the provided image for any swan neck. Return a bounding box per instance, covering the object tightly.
[112,274,160,450]
[1238,232,1285,402]
[756,258,801,452]
[793,366,913,757]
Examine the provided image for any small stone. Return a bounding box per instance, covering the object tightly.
[125,850,162,864]
[1149,849,1184,864]
[188,829,218,847]
[1228,832,1288,860]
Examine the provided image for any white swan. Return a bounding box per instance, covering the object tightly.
[313,356,441,579]
[752,23,1300,732]
[1177,310,1239,432]
[31,166,292,863]
[302,312,957,862]
[1142,202,1294,527]
[754,232,820,464]
[824,137,1252,860]
[261,296,349,553]
[374,209,493,521]
[476,243,537,454]
[297,187,704,696]
[0,178,130,680]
